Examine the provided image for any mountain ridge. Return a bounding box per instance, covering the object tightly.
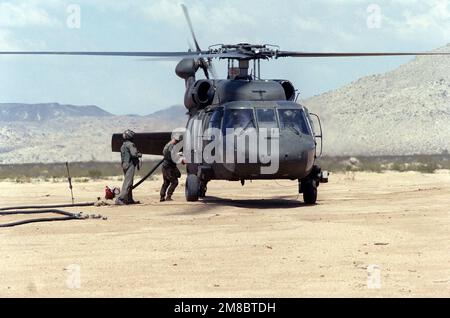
[303,43,450,156]
[0,103,113,122]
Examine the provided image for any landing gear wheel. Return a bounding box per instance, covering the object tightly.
[303,180,318,205]
[199,183,207,198]
[185,174,200,202]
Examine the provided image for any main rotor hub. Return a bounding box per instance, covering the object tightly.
[208,43,280,61]
[206,44,280,80]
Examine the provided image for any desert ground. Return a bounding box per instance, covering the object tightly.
[0,171,449,297]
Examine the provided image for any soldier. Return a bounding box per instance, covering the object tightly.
[116,129,142,205]
[160,134,183,202]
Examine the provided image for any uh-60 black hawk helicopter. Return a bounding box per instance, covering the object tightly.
[2,5,449,204]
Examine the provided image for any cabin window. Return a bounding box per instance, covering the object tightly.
[223,109,256,132]
[277,109,311,135]
[256,108,278,129]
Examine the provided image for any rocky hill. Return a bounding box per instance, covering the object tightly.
[0,103,112,121]
[0,104,187,164]
[303,43,450,156]
[146,104,187,121]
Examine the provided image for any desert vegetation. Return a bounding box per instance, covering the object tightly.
[0,155,449,182]
[0,160,162,182]
[317,154,450,173]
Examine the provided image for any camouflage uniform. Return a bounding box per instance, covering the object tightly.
[116,140,141,204]
[160,141,181,200]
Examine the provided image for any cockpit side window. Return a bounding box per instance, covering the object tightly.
[277,109,311,135]
[304,108,316,136]
[256,108,278,129]
[223,109,256,133]
[205,108,223,140]
[209,108,223,130]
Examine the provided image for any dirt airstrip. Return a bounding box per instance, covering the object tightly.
[0,171,449,297]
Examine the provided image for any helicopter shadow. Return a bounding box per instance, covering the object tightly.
[176,195,311,216]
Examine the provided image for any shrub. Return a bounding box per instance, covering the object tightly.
[88,169,102,179]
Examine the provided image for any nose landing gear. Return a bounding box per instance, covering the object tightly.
[301,179,318,204]
[185,174,208,201]
[299,165,328,205]
[185,174,200,202]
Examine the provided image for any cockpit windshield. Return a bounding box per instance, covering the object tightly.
[256,108,278,129]
[219,107,311,135]
[278,109,311,135]
[223,109,256,132]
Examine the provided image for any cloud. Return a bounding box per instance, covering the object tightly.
[383,1,450,42]
[143,0,184,25]
[0,30,17,50]
[0,2,58,28]
[0,28,46,51]
[142,0,258,35]
[293,17,323,32]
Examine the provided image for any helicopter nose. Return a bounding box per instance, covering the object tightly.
[273,134,316,177]
[280,138,315,161]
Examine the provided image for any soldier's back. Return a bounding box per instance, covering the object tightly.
[121,141,133,163]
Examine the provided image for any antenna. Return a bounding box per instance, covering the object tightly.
[65,162,74,204]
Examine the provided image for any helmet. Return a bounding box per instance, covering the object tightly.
[123,129,136,141]
[284,110,293,117]
[172,133,183,142]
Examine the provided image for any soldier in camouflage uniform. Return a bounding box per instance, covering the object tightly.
[160,134,183,202]
[116,129,142,205]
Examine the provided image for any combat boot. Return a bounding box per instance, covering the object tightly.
[115,199,126,205]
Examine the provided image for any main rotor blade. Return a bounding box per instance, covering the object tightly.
[181,4,209,79]
[277,51,450,58]
[181,4,201,52]
[0,51,246,59]
[0,51,205,57]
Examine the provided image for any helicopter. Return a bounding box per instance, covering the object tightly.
[2,5,449,204]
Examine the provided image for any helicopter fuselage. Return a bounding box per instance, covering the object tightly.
[185,99,317,182]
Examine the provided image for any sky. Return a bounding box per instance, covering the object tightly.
[0,0,449,115]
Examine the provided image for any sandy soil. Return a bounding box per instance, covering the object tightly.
[0,171,449,297]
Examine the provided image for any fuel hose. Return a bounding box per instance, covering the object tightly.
[1,160,163,227]
[132,159,164,190]
[0,202,95,211]
[0,209,86,228]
